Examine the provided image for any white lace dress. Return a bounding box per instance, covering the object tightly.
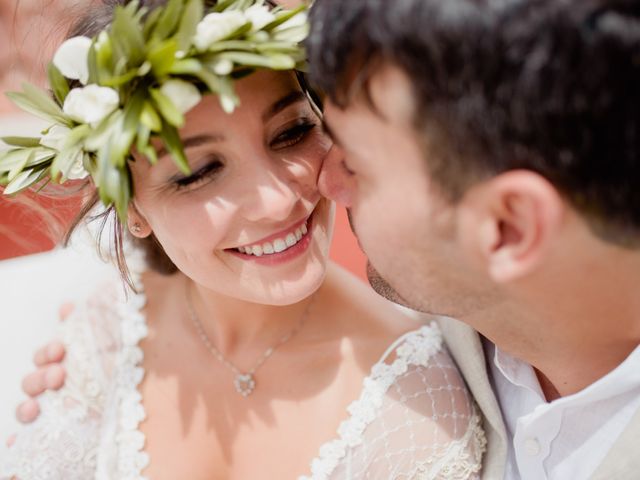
[0,276,486,480]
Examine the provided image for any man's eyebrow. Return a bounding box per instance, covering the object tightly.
[262,91,307,121]
[321,118,342,146]
[156,133,225,158]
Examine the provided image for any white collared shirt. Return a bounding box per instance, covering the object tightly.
[486,342,640,480]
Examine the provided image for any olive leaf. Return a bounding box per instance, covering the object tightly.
[150,88,185,128]
[4,167,48,195]
[6,84,70,126]
[47,63,69,105]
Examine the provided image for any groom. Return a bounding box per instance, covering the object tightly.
[307,0,640,478]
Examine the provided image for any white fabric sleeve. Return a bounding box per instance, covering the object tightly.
[304,325,487,480]
[0,287,122,480]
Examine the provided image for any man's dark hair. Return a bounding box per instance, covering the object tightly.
[307,0,640,246]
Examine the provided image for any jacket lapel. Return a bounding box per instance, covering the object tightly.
[437,316,508,480]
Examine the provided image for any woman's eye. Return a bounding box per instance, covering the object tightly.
[173,158,224,190]
[271,121,317,149]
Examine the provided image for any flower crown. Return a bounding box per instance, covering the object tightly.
[0,0,308,219]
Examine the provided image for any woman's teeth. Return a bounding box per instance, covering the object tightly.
[237,223,308,257]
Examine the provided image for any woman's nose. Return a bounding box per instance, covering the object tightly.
[318,144,355,207]
[243,167,300,222]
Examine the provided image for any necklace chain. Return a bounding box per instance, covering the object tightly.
[186,283,315,397]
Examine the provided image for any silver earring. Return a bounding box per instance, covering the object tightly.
[131,222,142,234]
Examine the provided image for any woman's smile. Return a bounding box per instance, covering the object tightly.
[226,203,320,266]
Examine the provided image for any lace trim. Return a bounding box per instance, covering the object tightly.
[300,324,445,480]
[416,411,487,480]
[109,258,150,480]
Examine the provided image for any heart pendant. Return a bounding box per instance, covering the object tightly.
[234,374,256,397]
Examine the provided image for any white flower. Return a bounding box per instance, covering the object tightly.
[245,4,275,32]
[53,36,92,84]
[40,125,71,151]
[64,150,90,180]
[160,79,202,114]
[193,11,248,51]
[63,85,119,126]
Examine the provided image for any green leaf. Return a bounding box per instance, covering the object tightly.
[272,24,309,43]
[109,89,144,166]
[169,58,202,75]
[6,84,70,125]
[150,88,185,128]
[264,5,306,31]
[143,7,165,39]
[213,0,237,12]
[0,149,36,173]
[8,149,34,181]
[65,124,92,149]
[47,63,69,105]
[217,51,295,69]
[50,147,82,181]
[100,67,139,88]
[175,0,203,53]
[3,167,47,195]
[1,136,42,148]
[202,40,257,53]
[152,0,184,42]
[94,32,114,81]
[87,38,100,84]
[161,122,190,174]
[111,3,146,66]
[140,101,162,132]
[148,39,178,77]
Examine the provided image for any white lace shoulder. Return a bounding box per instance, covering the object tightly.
[301,324,487,480]
[0,275,149,480]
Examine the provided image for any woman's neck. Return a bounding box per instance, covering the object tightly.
[187,276,319,357]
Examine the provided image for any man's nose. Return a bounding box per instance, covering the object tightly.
[318,144,355,207]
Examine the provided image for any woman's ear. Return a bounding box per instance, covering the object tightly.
[458,170,565,284]
[127,204,152,238]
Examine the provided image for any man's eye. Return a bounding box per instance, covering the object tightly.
[173,158,224,189]
[271,121,317,149]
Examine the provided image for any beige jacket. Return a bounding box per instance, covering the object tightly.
[438,317,640,480]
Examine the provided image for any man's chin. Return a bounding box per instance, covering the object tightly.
[366,261,413,308]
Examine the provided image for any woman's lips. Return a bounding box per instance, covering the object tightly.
[226,211,316,265]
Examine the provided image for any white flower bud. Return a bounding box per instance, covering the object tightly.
[53,36,92,85]
[40,125,71,151]
[193,11,247,51]
[160,79,202,114]
[245,4,275,32]
[63,85,120,126]
[65,151,89,180]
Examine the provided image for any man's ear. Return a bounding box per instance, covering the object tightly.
[126,203,152,238]
[458,170,565,283]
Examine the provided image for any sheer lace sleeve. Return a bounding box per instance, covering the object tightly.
[0,280,146,480]
[302,324,487,480]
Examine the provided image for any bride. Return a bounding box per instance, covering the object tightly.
[0,1,485,478]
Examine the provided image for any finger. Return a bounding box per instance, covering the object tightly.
[58,302,74,321]
[33,341,65,367]
[44,364,66,391]
[16,399,40,424]
[6,434,16,447]
[21,369,47,397]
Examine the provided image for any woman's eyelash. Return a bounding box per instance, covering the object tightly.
[271,121,317,148]
[174,158,223,189]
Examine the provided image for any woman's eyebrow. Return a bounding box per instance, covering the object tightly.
[156,133,225,158]
[262,91,307,121]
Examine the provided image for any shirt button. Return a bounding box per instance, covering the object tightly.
[524,437,541,456]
